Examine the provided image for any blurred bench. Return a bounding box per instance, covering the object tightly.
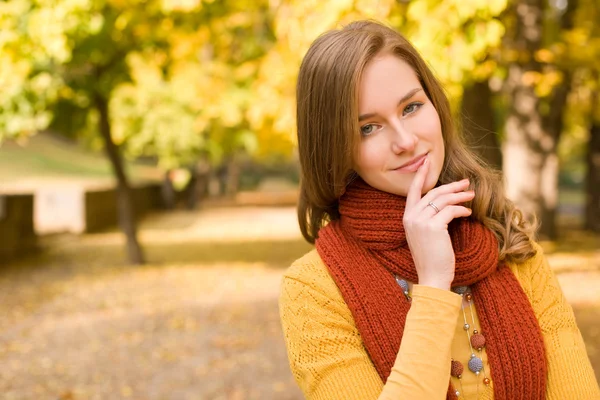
[0,194,37,262]
[35,183,163,234]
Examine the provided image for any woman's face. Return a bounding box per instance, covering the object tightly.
[353,53,445,196]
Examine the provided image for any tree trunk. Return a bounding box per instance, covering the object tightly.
[586,123,600,232]
[502,0,558,239]
[225,153,240,197]
[461,80,502,170]
[539,68,571,238]
[539,0,578,237]
[186,165,198,210]
[187,158,211,209]
[95,94,145,265]
[161,169,176,210]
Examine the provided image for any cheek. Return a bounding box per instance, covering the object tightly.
[355,141,385,172]
[418,106,444,155]
[419,105,443,138]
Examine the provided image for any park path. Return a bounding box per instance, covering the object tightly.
[0,206,598,400]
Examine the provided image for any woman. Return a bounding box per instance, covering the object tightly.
[279,20,600,400]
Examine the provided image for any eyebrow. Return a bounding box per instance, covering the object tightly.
[358,88,423,122]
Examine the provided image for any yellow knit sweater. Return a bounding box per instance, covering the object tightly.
[279,243,600,399]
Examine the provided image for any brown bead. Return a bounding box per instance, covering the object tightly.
[473,329,479,335]
[465,293,473,302]
[483,377,491,385]
[451,360,464,378]
[471,333,486,350]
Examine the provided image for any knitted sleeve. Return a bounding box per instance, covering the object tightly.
[279,250,462,400]
[527,244,600,399]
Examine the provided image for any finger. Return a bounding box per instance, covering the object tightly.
[431,205,472,225]
[423,201,441,216]
[420,179,470,209]
[422,191,475,216]
[406,158,430,208]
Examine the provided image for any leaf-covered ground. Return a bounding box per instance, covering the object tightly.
[0,206,598,399]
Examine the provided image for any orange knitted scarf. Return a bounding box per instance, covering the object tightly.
[315,179,547,400]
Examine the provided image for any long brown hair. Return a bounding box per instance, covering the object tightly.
[296,20,536,263]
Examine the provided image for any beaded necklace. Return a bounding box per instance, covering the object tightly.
[450,285,491,398]
[395,277,492,399]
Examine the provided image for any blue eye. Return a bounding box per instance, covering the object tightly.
[403,102,423,116]
[360,124,377,136]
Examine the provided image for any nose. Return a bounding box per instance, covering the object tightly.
[390,119,418,154]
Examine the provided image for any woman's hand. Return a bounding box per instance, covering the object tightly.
[403,158,475,290]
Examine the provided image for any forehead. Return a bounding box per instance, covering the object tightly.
[358,54,420,112]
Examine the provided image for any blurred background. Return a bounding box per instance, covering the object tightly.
[0,0,598,399]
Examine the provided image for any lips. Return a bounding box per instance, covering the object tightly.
[398,153,427,169]
[393,153,428,172]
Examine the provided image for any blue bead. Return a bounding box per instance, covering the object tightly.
[395,276,409,292]
[468,356,483,373]
[452,286,469,295]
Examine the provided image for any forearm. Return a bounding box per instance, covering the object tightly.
[380,285,462,400]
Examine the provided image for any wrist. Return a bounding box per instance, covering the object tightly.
[418,278,452,291]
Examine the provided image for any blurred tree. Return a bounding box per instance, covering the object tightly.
[0,0,64,141]
[111,0,279,198]
[499,0,586,239]
[502,0,600,239]
[578,2,600,232]
[0,0,280,263]
[585,68,600,232]
[48,0,177,264]
[1,1,180,263]
[1,0,184,263]
[551,0,600,233]
[587,108,600,232]
[501,0,553,238]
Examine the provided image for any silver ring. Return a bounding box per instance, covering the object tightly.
[427,201,440,213]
